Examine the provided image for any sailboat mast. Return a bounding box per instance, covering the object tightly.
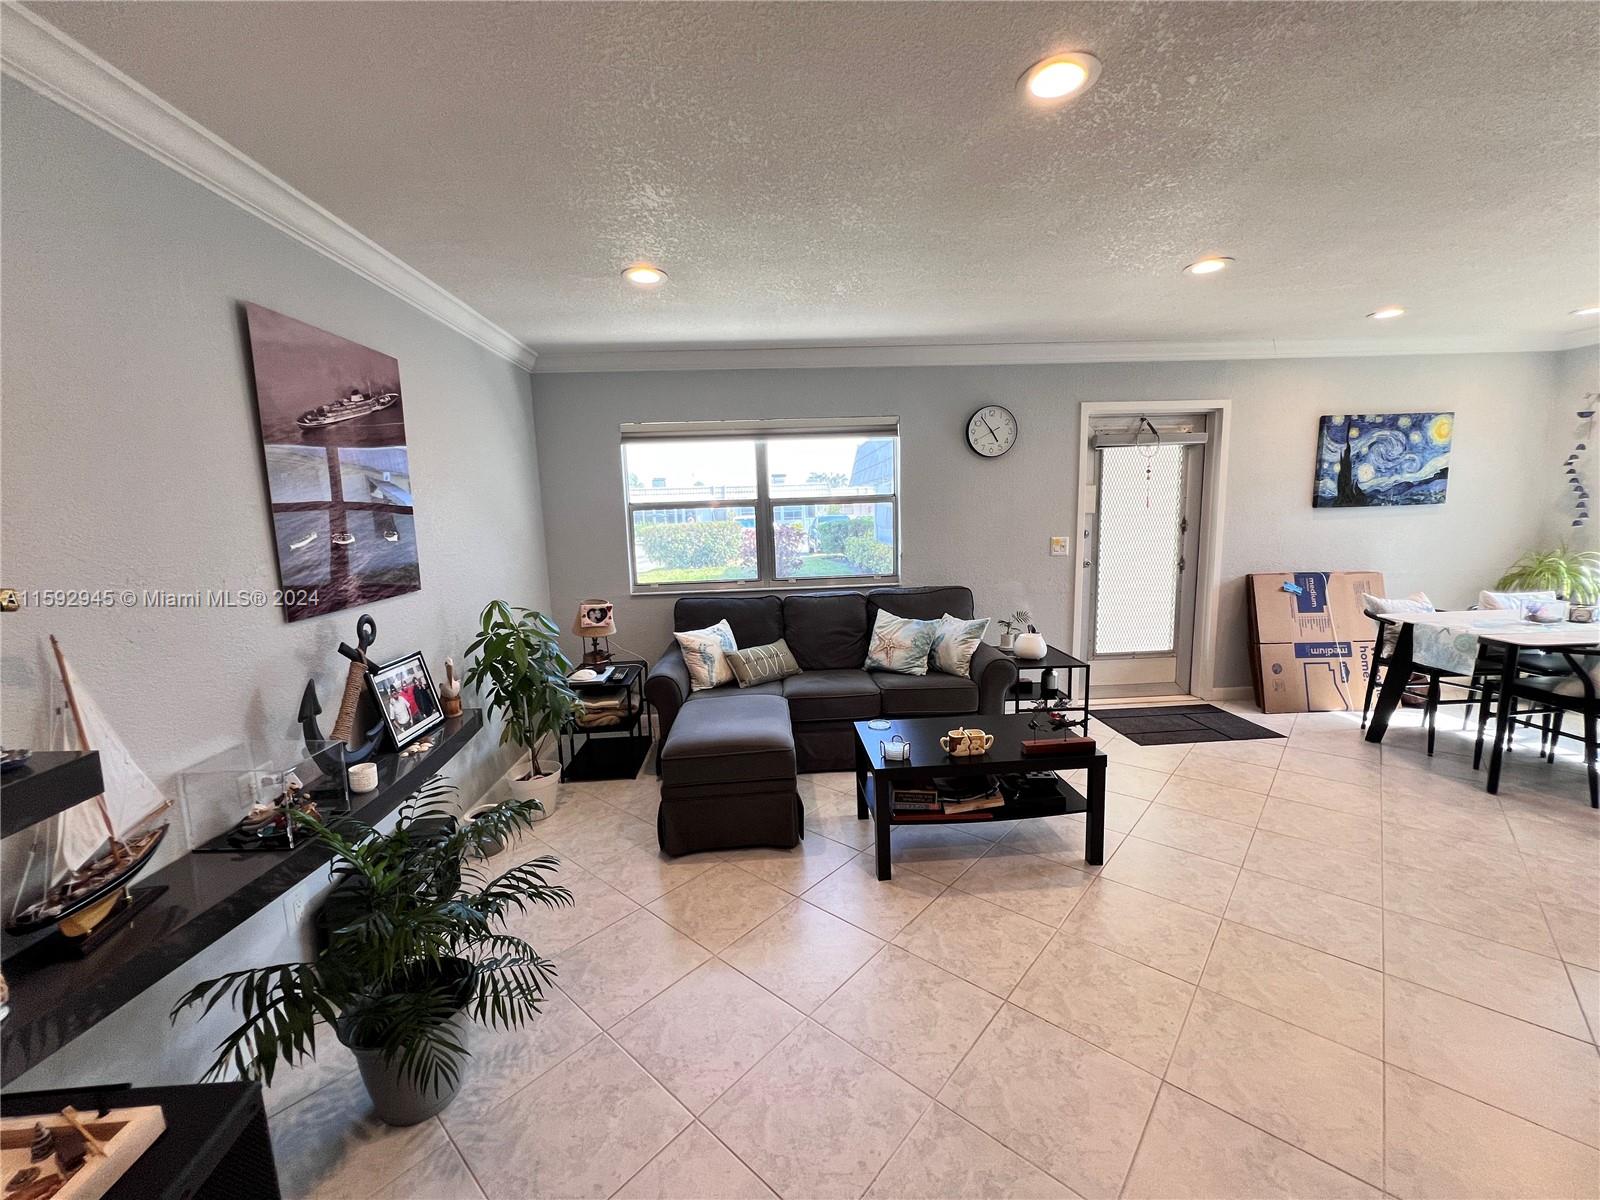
[49,635,126,860]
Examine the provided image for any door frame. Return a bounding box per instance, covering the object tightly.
[1070,399,1232,699]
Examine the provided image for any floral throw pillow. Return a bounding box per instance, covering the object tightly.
[929,614,989,677]
[863,611,939,675]
[674,619,738,690]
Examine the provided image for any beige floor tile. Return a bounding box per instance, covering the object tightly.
[613,959,802,1114]
[1107,741,1194,774]
[262,1039,357,1118]
[536,805,659,867]
[583,840,721,905]
[887,823,995,883]
[703,1021,928,1200]
[270,1072,453,1200]
[1200,921,1382,1056]
[1011,934,1194,1074]
[809,770,858,796]
[503,860,638,954]
[718,831,858,895]
[1381,860,1557,957]
[1526,852,1600,916]
[1174,753,1277,795]
[803,850,947,939]
[1183,738,1286,769]
[447,984,601,1122]
[1384,912,1590,1039]
[1571,964,1600,1043]
[614,1123,777,1199]
[1257,796,1380,854]
[1509,812,1600,866]
[448,1035,690,1199]
[1548,908,1600,972]
[1061,878,1220,983]
[818,945,1002,1094]
[369,1140,486,1200]
[1384,976,1600,1147]
[1003,812,1115,862]
[1122,1085,1380,1199]
[1269,769,1379,817]
[1098,790,1153,833]
[1384,1065,1600,1199]
[556,909,710,1028]
[586,776,665,824]
[722,898,884,1012]
[892,889,1054,996]
[939,1003,1159,1198]
[865,1103,1077,1199]
[646,862,791,952]
[1225,870,1382,969]
[1382,822,1533,893]
[1242,828,1382,905]
[1167,990,1383,1185]
[806,787,876,850]
[1129,803,1254,865]
[1153,775,1267,825]
[1106,760,1171,800]
[1276,747,1381,789]
[952,846,1094,926]
[1284,729,1383,763]
[1101,836,1240,916]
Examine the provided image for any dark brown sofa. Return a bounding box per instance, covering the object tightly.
[645,585,1017,773]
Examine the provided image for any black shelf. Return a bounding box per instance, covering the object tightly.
[885,777,1089,826]
[562,734,653,782]
[1,751,104,837]
[0,711,483,1085]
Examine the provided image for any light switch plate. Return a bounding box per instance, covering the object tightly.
[1049,536,1070,556]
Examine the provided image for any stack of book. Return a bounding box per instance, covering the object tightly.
[891,778,1006,820]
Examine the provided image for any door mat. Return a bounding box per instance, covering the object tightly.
[1094,704,1285,746]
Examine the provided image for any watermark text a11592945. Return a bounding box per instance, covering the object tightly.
[0,587,319,611]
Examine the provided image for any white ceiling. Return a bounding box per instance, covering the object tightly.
[24,1,1600,366]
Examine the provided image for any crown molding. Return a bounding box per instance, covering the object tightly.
[534,328,1600,373]
[1,2,538,371]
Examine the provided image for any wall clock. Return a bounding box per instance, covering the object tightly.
[966,405,1018,458]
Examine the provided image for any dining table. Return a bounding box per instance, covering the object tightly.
[1363,608,1600,793]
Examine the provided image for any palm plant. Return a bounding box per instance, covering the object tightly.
[1496,546,1600,605]
[462,601,578,778]
[172,778,571,1095]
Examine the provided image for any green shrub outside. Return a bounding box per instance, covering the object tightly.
[635,519,748,570]
[844,534,894,576]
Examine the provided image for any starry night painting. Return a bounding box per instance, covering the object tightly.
[1313,412,1453,508]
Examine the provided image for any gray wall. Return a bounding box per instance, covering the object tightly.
[1543,343,1600,548]
[1,81,548,1083]
[533,352,1565,691]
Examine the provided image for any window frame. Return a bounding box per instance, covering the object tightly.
[622,419,901,594]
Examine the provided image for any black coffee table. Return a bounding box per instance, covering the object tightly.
[853,714,1107,881]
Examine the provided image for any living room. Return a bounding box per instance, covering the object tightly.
[0,3,1596,1199]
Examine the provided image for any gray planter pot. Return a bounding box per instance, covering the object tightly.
[349,1008,471,1126]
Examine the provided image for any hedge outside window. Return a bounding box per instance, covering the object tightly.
[623,422,899,591]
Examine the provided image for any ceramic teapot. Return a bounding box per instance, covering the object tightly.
[940,727,994,756]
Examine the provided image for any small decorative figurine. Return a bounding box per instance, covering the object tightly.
[440,657,463,719]
[28,1124,53,1163]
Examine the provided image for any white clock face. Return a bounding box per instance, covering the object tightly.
[967,406,1018,457]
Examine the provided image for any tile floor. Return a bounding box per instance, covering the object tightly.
[268,703,1600,1200]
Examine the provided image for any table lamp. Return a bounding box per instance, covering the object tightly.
[572,599,616,665]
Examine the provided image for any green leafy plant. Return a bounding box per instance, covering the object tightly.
[172,779,572,1094]
[998,609,1035,636]
[843,534,894,576]
[1496,546,1600,604]
[463,601,578,777]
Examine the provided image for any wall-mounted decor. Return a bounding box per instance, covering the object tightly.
[1564,397,1594,529]
[244,303,421,620]
[1313,412,1453,508]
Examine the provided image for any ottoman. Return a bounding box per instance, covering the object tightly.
[657,693,803,856]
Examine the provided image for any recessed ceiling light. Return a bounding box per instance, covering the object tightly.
[622,263,666,286]
[1571,305,1600,318]
[1183,256,1234,276]
[1020,52,1102,102]
[1367,306,1406,320]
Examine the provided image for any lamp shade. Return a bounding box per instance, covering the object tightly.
[573,599,616,638]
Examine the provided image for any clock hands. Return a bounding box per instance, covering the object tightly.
[981,415,1001,443]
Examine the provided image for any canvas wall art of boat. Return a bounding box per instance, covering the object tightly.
[4,639,171,937]
[296,388,400,430]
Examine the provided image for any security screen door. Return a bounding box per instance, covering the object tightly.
[1087,417,1206,693]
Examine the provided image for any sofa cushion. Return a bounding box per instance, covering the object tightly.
[660,694,795,786]
[868,586,975,623]
[782,669,880,722]
[674,620,738,690]
[872,670,980,716]
[782,591,869,670]
[685,680,785,700]
[674,594,784,648]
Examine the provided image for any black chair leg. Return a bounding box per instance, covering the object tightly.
[1463,673,1478,730]
[1425,677,1440,757]
[1549,711,1564,764]
[1586,710,1598,809]
[1540,711,1552,758]
[1361,663,1380,730]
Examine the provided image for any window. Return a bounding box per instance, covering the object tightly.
[622,419,899,591]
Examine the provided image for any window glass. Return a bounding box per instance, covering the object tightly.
[624,440,757,504]
[630,507,759,585]
[771,501,896,580]
[766,436,895,499]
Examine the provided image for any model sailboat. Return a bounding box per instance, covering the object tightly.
[4,638,171,937]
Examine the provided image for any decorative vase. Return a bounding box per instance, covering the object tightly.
[1014,631,1047,659]
[998,631,1016,651]
[340,958,473,1126]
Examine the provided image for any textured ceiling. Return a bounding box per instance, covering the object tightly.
[28,1,1600,358]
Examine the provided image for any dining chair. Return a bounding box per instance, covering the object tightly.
[1362,612,1492,755]
[1474,650,1598,807]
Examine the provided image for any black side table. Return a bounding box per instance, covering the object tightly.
[558,659,654,781]
[1001,644,1091,731]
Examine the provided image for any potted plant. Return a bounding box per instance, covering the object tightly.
[463,600,579,811]
[172,779,571,1125]
[997,609,1036,653]
[1496,546,1600,604]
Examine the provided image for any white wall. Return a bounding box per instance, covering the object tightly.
[0,80,548,1083]
[1542,343,1600,549]
[532,352,1566,692]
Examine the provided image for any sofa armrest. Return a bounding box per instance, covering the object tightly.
[646,644,692,745]
[971,642,1017,716]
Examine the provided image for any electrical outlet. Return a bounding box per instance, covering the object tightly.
[1049,536,1070,556]
[283,886,312,941]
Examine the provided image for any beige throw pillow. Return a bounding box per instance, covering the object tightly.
[727,639,803,687]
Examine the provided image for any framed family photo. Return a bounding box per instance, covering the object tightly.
[368,651,444,749]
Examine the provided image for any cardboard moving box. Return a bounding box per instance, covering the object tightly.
[1248,571,1384,713]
